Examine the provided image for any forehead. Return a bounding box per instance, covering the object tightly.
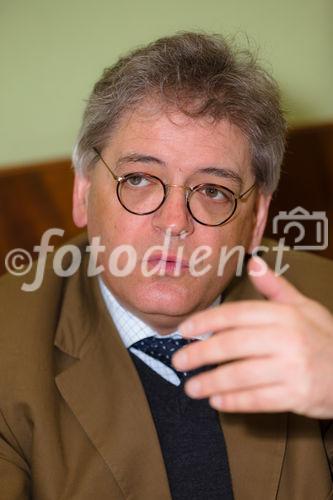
[105,102,252,179]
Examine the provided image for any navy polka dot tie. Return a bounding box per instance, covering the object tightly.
[130,337,195,380]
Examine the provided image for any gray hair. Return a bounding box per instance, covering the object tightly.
[72,31,287,193]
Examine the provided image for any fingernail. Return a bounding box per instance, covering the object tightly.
[210,395,223,408]
[248,256,268,277]
[172,350,188,369]
[185,379,202,397]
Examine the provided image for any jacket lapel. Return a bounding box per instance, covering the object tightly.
[219,267,288,500]
[220,412,287,500]
[54,256,171,500]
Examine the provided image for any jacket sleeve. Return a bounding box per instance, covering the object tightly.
[0,409,31,500]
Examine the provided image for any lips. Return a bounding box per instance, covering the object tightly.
[146,254,190,270]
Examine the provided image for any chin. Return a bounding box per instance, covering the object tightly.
[129,280,199,318]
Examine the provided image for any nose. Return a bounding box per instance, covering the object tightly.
[151,185,194,238]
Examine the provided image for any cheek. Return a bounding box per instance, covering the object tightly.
[202,222,252,258]
[196,216,255,275]
[227,200,259,249]
[86,182,117,243]
[86,191,149,266]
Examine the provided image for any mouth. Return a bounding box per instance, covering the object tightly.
[144,254,190,273]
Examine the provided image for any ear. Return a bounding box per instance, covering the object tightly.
[72,172,91,228]
[247,191,272,252]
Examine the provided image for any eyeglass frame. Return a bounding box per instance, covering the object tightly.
[93,147,256,227]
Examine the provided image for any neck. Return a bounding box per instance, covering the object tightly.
[126,309,191,335]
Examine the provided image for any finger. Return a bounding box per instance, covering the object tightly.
[248,256,304,304]
[209,384,290,413]
[179,300,286,338]
[172,326,282,371]
[184,357,283,399]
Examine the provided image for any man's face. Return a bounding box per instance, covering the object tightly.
[73,103,271,333]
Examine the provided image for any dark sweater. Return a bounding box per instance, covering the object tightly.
[130,353,234,500]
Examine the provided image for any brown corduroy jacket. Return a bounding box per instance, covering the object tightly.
[1,233,333,500]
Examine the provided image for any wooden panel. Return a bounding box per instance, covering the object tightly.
[266,123,333,260]
[0,160,81,275]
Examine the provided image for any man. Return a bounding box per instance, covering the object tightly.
[1,32,333,499]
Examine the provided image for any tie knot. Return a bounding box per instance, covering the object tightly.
[130,336,194,379]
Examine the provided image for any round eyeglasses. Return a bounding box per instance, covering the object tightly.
[93,148,256,227]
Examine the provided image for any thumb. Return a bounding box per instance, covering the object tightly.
[247,256,304,304]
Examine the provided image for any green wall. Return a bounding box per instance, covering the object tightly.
[0,0,332,167]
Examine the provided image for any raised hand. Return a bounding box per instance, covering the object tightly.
[173,257,333,418]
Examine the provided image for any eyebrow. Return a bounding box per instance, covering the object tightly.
[196,167,242,187]
[116,154,166,168]
[115,154,242,186]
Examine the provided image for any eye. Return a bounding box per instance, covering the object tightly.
[199,185,229,201]
[125,173,151,187]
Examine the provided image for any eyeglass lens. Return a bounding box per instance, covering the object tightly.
[119,173,235,225]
